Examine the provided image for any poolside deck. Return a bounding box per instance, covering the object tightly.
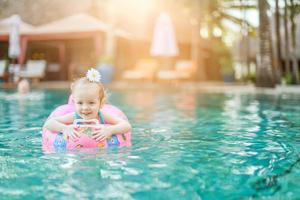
[1,81,300,94]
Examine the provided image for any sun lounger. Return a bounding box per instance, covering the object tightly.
[122,59,158,81]
[19,60,47,82]
[157,60,196,81]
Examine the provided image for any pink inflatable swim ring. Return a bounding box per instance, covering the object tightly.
[42,95,131,151]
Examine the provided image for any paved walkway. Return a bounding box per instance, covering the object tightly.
[1,81,300,94]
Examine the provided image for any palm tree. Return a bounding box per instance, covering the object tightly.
[222,0,258,81]
[283,0,291,78]
[289,0,299,84]
[191,0,258,80]
[275,0,283,82]
[256,0,275,87]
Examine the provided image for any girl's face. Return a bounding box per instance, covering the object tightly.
[73,83,102,120]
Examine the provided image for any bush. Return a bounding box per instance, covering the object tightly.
[281,73,292,85]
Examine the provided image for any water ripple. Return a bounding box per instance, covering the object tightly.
[0,90,299,199]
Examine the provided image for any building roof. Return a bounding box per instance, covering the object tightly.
[32,13,132,39]
[0,13,132,39]
[34,13,107,34]
[0,14,35,34]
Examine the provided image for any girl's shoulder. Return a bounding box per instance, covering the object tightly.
[100,109,125,124]
[99,110,113,119]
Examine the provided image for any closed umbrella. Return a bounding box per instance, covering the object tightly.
[150,12,178,57]
[0,15,22,59]
[8,15,21,59]
[150,12,178,71]
[0,15,21,81]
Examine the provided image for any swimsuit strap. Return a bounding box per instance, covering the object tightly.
[99,111,105,124]
[74,112,81,119]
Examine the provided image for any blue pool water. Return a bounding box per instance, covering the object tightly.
[0,89,300,199]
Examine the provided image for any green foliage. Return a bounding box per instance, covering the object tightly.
[281,73,293,85]
[212,38,234,75]
[247,73,256,83]
[248,28,257,37]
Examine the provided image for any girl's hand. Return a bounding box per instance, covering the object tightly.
[62,125,79,141]
[92,126,113,142]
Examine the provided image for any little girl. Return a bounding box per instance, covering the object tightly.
[43,68,132,143]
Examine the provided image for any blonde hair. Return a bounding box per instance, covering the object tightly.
[71,77,106,104]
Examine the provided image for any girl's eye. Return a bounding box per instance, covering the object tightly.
[77,102,82,105]
[89,102,95,104]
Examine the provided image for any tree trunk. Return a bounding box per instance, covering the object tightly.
[284,0,291,76]
[289,0,300,84]
[256,0,275,87]
[275,0,282,82]
[240,0,250,80]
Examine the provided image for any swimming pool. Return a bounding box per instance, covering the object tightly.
[0,89,299,199]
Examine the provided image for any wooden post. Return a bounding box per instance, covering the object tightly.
[18,36,28,66]
[94,34,103,60]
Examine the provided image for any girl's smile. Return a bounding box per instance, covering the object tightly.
[73,84,102,120]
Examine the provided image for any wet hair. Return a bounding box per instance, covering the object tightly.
[71,77,106,103]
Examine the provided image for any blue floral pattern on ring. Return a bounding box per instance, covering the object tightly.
[107,135,120,147]
[53,133,67,150]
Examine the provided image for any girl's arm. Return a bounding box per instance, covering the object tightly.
[43,113,74,133]
[102,111,132,135]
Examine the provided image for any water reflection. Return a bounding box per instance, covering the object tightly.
[174,91,196,118]
[125,90,156,122]
[0,91,46,130]
[0,89,300,199]
[220,93,300,196]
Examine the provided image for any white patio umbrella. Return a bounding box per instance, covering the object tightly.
[9,15,21,59]
[0,15,22,82]
[0,15,21,59]
[150,12,179,57]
